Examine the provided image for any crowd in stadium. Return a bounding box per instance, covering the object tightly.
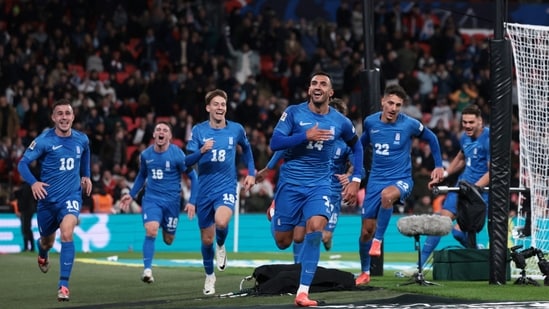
[0,0,522,215]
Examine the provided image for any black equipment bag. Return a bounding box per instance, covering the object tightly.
[456,180,487,248]
[251,264,355,295]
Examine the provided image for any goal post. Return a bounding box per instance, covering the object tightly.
[506,22,549,279]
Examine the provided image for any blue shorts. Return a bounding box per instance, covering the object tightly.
[141,196,181,234]
[442,191,489,216]
[37,193,82,237]
[272,182,331,232]
[325,191,342,232]
[361,178,413,219]
[196,188,237,229]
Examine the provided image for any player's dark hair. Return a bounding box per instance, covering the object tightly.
[383,84,408,102]
[330,97,348,116]
[205,89,228,105]
[309,71,332,84]
[461,104,482,118]
[155,121,173,133]
[51,98,72,113]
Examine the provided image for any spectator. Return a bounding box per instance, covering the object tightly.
[242,171,274,213]
[92,189,114,214]
[0,94,20,139]
[137,27,159,77]
[428,96,454,131]
[113,188,141,214]
[14,161,39,252]
[225,36,260,85]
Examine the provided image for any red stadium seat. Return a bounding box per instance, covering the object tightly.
[116,71,129,84]
[125,63,138,75]
[172,138,184,148]
[126,145,138,161]
[68,64,85,79]
[122,116,138,132]
[156,116,171,123]
[98,71,110,81]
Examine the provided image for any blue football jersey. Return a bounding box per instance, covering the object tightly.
[459,127,490,183]
[362,112,425,181]
[274,102,357,186]
[130,144,188,202]
[19,128,90,203]
[186,120,254,195]
[330,138,352,193]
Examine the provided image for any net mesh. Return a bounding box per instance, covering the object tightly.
[506,23,549,279]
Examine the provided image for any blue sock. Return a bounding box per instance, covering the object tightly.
[37,238,48,259]
[293,242,303,263]
[300,231,322,286]
[143,236,155,269]
[201,243,214,275]
[59,241,74,288]
[216,227,228,247]
[359,239,372,272]
[270,220,276,239]
[452,228,468,247]
[420,235,441,267]
[374,207,393,240]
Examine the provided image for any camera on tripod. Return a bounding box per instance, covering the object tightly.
[510,245,541,269]
[510,245,549,286]
[536,250,549,286]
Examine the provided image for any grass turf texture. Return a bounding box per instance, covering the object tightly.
[2,251,547,308]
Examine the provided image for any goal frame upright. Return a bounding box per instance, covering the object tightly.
[488,0,514,285]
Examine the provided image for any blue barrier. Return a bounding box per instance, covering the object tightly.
[0,213,498,254]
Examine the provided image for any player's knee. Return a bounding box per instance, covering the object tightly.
[58,230,74,242]
[275,237,292,250]
[360,228,375,242]
[145,229,159,238]
[276,242,290,250]
[39,236,55,249]
[200,233,214,245]
[163,234,175,245]
[306,216,327,232]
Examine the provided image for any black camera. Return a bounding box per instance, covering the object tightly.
[510,245,540,269]
[511,245,549,286]
[535,250,549,286]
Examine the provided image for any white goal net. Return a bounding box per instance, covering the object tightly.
[506,23,549,279]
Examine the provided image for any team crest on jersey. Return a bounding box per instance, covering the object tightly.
[329,126,335,140]
[228,136,234,149]
[280,112,287,121]
[29,140,36,150]
[165,160,171,171]
[394,132,401,145]
[76,146,81,154]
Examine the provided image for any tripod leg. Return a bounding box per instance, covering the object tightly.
[397,235,442,287]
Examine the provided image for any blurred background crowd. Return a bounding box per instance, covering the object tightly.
[0,0,524,216]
